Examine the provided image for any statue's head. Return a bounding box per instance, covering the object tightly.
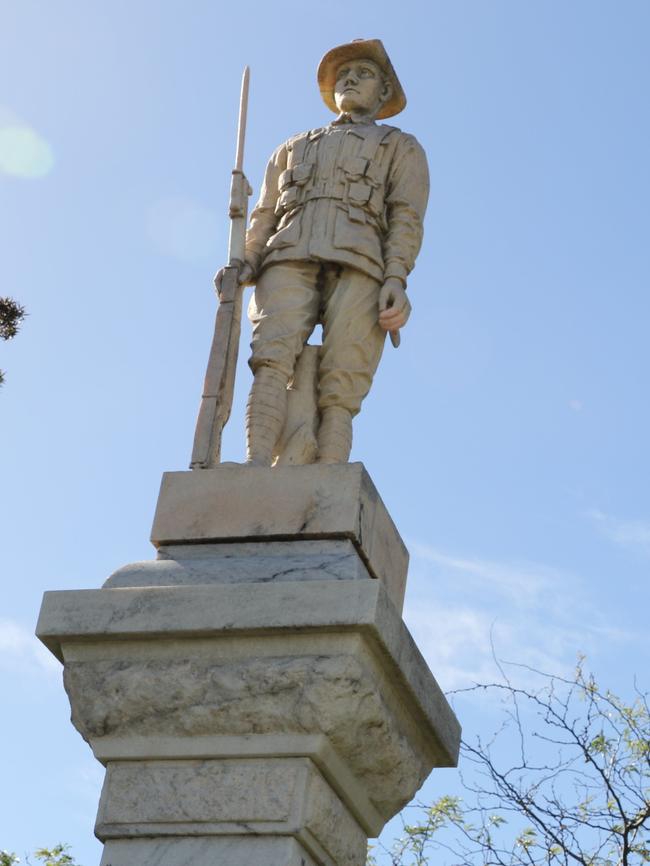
[317,39,406,121]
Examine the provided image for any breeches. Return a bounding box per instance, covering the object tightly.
[248,261,386,416]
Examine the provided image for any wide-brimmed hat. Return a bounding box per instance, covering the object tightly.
[317,38,406,120]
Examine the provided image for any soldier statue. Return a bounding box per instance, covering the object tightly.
[213,39,429,467]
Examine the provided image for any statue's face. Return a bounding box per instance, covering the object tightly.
[333,58,391,117]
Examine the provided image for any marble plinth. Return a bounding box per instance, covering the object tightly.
[36,464,460,866]
[149,463,409,612]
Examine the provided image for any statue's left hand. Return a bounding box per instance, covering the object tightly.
[378,279,411,333]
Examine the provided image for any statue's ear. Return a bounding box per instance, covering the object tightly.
[380,79,393,105]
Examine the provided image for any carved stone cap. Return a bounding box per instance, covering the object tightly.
[317,38,407,120]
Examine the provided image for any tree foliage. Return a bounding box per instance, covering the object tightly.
[0,295,27,386]
[0,846,79,866]
[374,660,650,866]
[0,297,26,342]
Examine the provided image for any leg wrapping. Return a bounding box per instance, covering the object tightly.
[317,406,353,464]
[246,366,289,466]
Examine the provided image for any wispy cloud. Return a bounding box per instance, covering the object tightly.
[402,543,635,692]
[0,619,60,678]
[587,508,650,555]
[409,544,566,606]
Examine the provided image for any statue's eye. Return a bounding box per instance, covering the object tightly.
[337,68,349,80]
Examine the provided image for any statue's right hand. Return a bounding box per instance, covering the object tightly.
[213,261,256,300]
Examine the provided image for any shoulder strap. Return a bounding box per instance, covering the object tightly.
[286,131,313,169]
[357,124,399,161]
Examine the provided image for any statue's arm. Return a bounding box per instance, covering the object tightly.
[377,135,430,334]
[244,142,288,276]
[383,135,430,287]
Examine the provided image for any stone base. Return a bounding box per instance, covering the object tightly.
[97,756,366,866]
[149,463,409,613]
[100,836,318,866]
[36,464,460,866]
[105,540,370,588]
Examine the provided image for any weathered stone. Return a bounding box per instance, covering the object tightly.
[96,757,367,866]
[37,581,459,770]
[100,836,319,866]
[63,640,421,819]
[37,463,460,865]
[150,464,408,612]
[37,579,460,826]
[105,540,369,589]
[91,733,385,836]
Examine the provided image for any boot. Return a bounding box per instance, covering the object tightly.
[246,366,289,466]
[317,406,353,464]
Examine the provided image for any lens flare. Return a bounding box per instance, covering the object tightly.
[0,125,54,179]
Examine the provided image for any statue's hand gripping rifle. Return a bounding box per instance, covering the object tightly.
[190,67,252,469]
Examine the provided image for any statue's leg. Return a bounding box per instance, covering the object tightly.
[246,261,320,465]
[245,366,290,466]
[317,267,385,464]
[317,405,354,465]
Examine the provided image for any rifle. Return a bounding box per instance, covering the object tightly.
[190,66,252,469]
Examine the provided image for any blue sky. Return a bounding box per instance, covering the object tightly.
[1,1,649,863]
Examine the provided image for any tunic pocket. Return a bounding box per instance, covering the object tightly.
[292,162,312,184]
[274,186,300,216]
[266,214,302,250]
[342,156,368,180]
[332,207,383,266]
[348,182,372,206]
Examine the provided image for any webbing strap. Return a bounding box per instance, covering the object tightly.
[357,124,397,163]
[286,132,311,170]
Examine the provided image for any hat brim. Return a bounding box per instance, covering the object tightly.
[317,39,406,120]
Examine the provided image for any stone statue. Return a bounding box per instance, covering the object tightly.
[210,39,429,467]
[38,43,458,866]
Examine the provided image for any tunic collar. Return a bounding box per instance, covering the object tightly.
[330,112,377,127]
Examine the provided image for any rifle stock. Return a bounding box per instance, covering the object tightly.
[190,267,243,468]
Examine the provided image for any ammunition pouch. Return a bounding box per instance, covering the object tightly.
[274,125,396,226]
[274,162,313,217]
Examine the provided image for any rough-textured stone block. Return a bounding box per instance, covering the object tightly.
[37,580,459,777]
[37,579,460,828]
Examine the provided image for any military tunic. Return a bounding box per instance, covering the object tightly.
[245,118,429,415]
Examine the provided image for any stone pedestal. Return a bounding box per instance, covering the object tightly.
[37,464,460,866]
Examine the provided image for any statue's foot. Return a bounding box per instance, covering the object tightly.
[246,456,273,467]
[191,460,244,470]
